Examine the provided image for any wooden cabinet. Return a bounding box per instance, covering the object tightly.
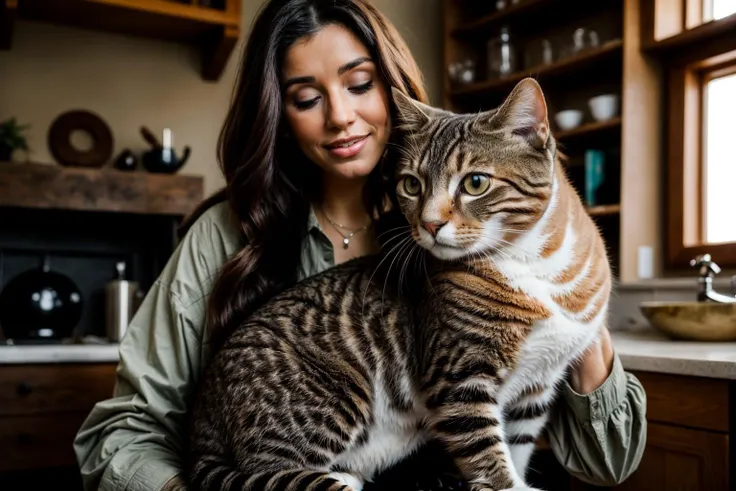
[610,423,729,490]
[0,363,117,473]
[567,370,734,491]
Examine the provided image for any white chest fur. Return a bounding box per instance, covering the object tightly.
[331,372,427,483]
[492,208,608,405]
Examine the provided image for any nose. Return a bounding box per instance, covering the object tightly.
[326,91,356,129]
[421,220,447,238]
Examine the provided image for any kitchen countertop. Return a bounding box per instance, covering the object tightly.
[1,330,735,380]
[0,343,120,364]
[612,328,736,380]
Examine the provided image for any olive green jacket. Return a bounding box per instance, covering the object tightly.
[74,202,647,491]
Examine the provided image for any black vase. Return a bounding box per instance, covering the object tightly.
[142,146,191,173]
[114,149,138,171]
[0,255,84,341]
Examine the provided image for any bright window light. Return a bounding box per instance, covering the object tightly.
[703,71,736,243]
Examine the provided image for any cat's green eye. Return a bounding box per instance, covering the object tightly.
[402,176,422,196]
[461,173,491,196]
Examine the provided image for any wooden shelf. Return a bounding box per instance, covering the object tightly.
[451,0,550,38]
[0,161,204,216]
[643,11,736,55]
[2,0,240,81]
[450,39,623,99]
[555,117,621,141]
[0,0,16,49]
[586,204,621,217]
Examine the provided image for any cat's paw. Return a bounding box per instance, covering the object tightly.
[328,472,364,491]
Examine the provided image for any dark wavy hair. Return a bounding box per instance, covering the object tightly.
[179,0,429,349]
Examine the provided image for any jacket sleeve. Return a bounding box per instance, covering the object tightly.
[73,278,203,491]
[545,352,648,486]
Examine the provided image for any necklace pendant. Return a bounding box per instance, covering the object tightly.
[343,237,350,249]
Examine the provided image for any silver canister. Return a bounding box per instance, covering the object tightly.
[105,262,140,342]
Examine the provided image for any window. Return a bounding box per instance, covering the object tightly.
[704,0,736,21]
[643,0,736,267]
[665,53,736,268]
[702,70,736,244]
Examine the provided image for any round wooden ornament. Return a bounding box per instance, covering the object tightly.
[47,110,114,167]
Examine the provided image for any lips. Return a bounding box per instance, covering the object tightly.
[323,134,369,159]
[325,135,367,148]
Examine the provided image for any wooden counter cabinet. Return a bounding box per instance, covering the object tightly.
[0,362,117,477]
[569,370,733,491]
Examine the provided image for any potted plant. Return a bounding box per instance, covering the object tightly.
[0,117,30,162]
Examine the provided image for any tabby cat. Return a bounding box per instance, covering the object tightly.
[187,78,612,491]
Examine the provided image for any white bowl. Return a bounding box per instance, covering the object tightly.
[588,94,619,121]
[555,109,584,131]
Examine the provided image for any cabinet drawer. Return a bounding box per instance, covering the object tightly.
[0,363,117,416]
[0,412,90,471]
[631,371,731,432]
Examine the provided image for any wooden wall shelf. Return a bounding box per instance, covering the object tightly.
[451,0,550,38]
[0,0,16,49]
[586,203,621,217]
[555,117,621,142]
[450,39,623,99]
[444,0,627,278]
[0,0,241,81]
[643,11,736,57]
[0,162,204,216]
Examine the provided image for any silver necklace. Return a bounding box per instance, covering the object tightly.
[320,208,371,249]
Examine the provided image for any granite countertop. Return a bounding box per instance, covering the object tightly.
[612,328,736,380]
[0,343,120,364]
[2,329,736,379]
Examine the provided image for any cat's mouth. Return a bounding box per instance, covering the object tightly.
[414,224,470,260]
[424,240,468,261]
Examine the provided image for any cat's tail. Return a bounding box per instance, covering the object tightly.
[189,457,361,491]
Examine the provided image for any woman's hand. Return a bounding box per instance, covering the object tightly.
[569,326,615,395]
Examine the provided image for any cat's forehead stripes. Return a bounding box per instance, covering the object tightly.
[407,113,476,183]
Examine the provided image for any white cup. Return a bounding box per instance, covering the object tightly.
[588,94,619,121]
[555,109,584,130]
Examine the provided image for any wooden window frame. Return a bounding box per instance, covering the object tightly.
[666,50,736,268]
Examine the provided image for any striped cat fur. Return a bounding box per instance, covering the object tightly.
[187,78,612,491]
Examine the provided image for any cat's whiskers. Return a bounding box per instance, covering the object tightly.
[362,232,412,321]
[421,249,439,301]
[378,229,412,250]
[452,232,527,263]
[376,225,412,241]
[494,238,534,261]
[381,235,416,313]
[398,241,420,296]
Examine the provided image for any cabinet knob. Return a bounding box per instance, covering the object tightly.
[16,382,32,396]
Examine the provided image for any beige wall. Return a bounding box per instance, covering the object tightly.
[0,0,441,198]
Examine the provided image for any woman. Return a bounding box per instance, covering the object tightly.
[74,1,647,490]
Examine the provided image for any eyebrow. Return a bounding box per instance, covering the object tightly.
[283,56,373,90]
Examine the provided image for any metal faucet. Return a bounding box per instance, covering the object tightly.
[690,254,736,303]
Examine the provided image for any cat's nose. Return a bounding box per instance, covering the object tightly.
[421,220,447,238]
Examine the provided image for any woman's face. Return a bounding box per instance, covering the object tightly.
[281,24,391,182]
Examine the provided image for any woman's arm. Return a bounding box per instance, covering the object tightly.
[74,202,240,491]
[73,276,206,491]
[545,328,648,486]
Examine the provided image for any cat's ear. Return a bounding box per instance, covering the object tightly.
[492,78,551,150]
[391,87,447,132]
